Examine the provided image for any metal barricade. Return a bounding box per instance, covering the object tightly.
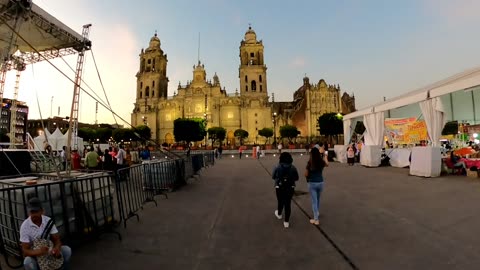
[144,160,177,195]
[115,165,156,228]
[0,173,119,260]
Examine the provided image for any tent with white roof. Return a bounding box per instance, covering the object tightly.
[342,66,480,176]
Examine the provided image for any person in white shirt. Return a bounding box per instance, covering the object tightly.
[256,145,260,159]
[115,145,127,167]
[20,197,71,270]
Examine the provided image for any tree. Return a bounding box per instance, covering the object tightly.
[78,127,96,142]
[317,113,344,143]
[442,121,458,135]
[133,125,152,141]
[279,125,300,143]
[354,121,366,135]
[207,127,226,144]
[96,127,113,143]
[112,128,135,143]
[258,128,274,145]
[234,129,249,145]
[173,118,206,145]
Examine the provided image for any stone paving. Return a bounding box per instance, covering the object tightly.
[68,154,480,270]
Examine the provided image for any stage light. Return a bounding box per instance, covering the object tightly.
[474,133,478,138]
[475,139,480,144]
[246,155,249,158]
[231,155,234,158]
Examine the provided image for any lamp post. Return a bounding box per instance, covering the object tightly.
[204,113,207,148]
[272,112,277,146]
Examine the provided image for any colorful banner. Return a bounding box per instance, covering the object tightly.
[384,117,428,145]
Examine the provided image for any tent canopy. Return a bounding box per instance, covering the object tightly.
[0,0,90,63]
[344,66,480,120]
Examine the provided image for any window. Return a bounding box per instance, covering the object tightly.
[246,85,248,92]
[148,59,151,64]
[146,86,150,97]
[250,52,254,57]
[140,91,143,98]
[152,81,155,87]
[256,127,258,131]
[259,75,262,82]
[152,90,155,97]
[140,82,143,88]
[255,120,258,124]
[255,113,257,117]
[251,80,257,91]
[245,75,248,83]
[260,85,263,92]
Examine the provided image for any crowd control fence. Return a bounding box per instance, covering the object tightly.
[0,151,215,268]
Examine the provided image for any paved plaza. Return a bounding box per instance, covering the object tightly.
[70,154,480,270]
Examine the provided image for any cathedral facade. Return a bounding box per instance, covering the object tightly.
[131,27,356,145]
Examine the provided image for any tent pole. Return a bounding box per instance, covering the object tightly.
[450,93,454,121]
[471,91,476,124]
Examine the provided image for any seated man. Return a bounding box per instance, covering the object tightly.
[20,197,72,270]
[450,151,467,173]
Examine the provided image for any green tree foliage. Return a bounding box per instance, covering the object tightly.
[317,113,344,136]
[279,125,300,143]
[96,128,113,142]
[112,128,135,142]
[354,121,366,135]
[234,129,249,145]
[442,121,458,135]
[258,128,274,144]
[78,127,96,142]
[173,118,206,144]
[133,125,152,141]
[207,127,226,143]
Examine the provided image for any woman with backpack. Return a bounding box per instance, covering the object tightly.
[272,152,299,228]
[305,147,329,225]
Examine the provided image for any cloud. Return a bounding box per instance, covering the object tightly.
[423,0,480,25]
[289,56,307,68]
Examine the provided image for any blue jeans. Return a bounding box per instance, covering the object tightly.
[308,182,324,220]
[24,245,72,270]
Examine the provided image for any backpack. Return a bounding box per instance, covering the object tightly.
[279,166,295,188]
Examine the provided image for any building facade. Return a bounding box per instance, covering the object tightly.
[0,98,28,144]
[131,27,356,145]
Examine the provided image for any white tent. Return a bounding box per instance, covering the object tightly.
[33,129,52,151]
[58,131,83,152]
[344,66,480,141]
[342,66,480,176]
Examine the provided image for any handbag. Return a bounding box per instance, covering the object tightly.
[32,219,63,270]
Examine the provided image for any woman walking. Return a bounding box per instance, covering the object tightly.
[272,152,299,228]
[305,147,329,225]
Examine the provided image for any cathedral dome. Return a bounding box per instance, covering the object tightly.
[244,26,257,43]
[149,32,161,48]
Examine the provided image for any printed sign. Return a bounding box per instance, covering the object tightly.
[384,117,428,144]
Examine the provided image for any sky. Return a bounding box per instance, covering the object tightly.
[3,0,480,126]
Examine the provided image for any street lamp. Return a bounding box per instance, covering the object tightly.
[272,112,277,146]
[204,113,208,148]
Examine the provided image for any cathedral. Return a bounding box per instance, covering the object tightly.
[131,26,356,145]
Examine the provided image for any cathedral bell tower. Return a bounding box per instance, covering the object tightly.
[239,26,267,97]
[136,32,169,102]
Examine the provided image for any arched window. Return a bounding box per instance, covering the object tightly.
[246,85,248,92]
[140,91,143,98]
[245,75,248,83]
[146,86,150,97]
[152,81,155,87]
[260,85,263,92]
[259,75,262,82]
[251,80,257,92]
[140,82,143,89]
[141,59,145,72]
[152,90,155,97]
[153,58,156,70]
[147,59,151,64]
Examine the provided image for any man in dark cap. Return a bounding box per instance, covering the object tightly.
[20,197,72,270]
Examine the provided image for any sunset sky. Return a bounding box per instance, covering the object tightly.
[3,0,480,126]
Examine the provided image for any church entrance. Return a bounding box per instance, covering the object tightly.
[165,133,174,144]
[227,131,236,149]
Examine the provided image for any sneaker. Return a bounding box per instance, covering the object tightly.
[310,219,320,225]
[283,222,289,228]
[274,210,282,220]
